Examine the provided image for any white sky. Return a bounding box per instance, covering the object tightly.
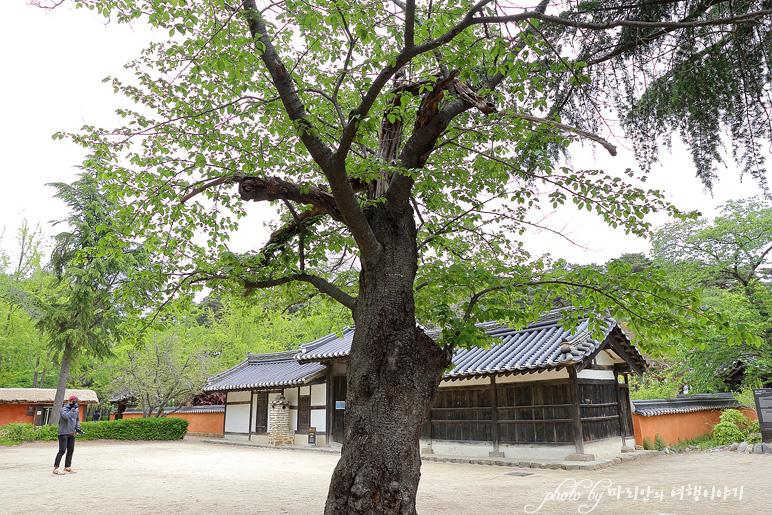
[1,2,763,266]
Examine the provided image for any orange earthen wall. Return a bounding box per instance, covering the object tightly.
[633,408,758,446]
[0,404,35,426]
[110,412,224,434]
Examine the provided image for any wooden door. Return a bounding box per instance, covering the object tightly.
[297,395,311,434]
[254,392,268,434]
[333,375,347,443]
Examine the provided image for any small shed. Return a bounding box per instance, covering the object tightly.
[0,388,99,426]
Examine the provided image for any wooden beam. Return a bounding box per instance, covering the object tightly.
[567,366,585,454]
[490,376,500,454]
[607,336,644,376]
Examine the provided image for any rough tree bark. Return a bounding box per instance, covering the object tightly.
[48,340,74,426]
[325,199,451,515]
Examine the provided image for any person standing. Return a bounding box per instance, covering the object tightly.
[53,395,83,475]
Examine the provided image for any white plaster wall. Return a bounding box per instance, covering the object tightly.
[299,385,310,396]
[596,350,623,366]
[499,443,576,460]
[224,404,250,433]
[420,439,623,460]
[283,387,299,405]
[311,384,326,406]
[423,440,494,457]
[497,369,569,383]
[289,408,298,431]
[584,437,624,458]
[227,390,251,403]
[440,376,491,388]
[576,369,614,380]
[310,409,326,432]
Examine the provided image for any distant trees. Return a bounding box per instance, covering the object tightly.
[650,198,772,392]
[0,219,52,387]
[108,329,216,417]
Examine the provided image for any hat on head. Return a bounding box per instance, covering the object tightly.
[68,395,79,401]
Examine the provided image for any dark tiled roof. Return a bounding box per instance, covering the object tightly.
[295,327,356,362]
[204,350,326,392]
[633,393,741,417]
[119,405,225,415]
[447,318,644,378]
[294,316,646,378]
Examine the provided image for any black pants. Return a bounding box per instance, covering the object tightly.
[54,434,75,468]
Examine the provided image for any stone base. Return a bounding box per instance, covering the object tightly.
[269,434,295,446]
[565,453,596,462]
[489,451,505,458]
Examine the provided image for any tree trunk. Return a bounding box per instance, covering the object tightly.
[32,355,40,387]
[325,201,450,514]
[48,341,74,426]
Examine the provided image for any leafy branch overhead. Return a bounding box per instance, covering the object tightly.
[61,0,771,346]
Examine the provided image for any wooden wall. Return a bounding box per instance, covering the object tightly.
[422,375,632,447]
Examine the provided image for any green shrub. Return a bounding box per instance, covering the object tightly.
[719,409,750,429]
[643,437,654,450]
[713,421,745,445]
[0,417,189,445]
[745,419,761,444]
[654,434,667,451]
[733,380,763,410]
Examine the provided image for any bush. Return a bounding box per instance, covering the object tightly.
[643,437,654,450]
[654,434,667,451]
[713,421,745,445]
[0,417,189,445]
[719,409,750,429]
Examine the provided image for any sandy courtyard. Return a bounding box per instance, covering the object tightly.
[0,437,770,514]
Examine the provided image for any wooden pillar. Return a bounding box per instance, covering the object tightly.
[567,366,585,454]
[221,393,228,435]
[490,375,500,455]
[326,365,333,446]
[248,390,254,440]
[613,370,625,446]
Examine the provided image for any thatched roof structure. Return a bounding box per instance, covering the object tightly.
[0,388,99,405]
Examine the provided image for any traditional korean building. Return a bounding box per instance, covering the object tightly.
[0,388,99,426]
[205,314,646,459]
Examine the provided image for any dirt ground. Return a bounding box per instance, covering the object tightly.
[0,437,770,515]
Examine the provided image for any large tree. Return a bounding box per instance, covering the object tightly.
[39,170,143,425]
[58,0,768,512]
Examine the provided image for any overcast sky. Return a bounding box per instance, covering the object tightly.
[1,2,762,266]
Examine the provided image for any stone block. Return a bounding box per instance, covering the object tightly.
[565,453,596,462]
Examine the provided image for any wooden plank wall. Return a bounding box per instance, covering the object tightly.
[423,377,631,445]
[577,379,621,441]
